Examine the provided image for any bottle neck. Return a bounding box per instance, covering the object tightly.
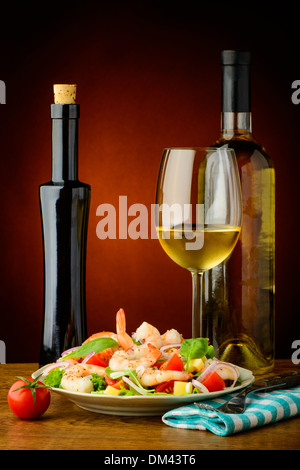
[221,59,252,138]
[51,104,80,182]
[221,112,252,138]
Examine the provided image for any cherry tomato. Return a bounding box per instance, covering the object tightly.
[159,352,184,371]
[7,376,51,419]
[201,371,225,392]
[86,348,115,367]
[155,380,175,394]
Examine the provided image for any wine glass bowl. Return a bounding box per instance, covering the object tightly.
[155,147,242,338]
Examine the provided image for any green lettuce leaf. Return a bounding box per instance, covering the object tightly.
[61,337,118,359]
[180,338,214,369]
[43,368,65,388]
[105,366,154,394]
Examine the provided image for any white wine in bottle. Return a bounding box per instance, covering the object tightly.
[202,51,275,374]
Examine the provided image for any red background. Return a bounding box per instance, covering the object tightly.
[1,2,299,362]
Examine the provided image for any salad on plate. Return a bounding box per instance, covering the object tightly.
[40,308,241,397]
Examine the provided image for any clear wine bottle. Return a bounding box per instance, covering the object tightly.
[202,51,275,374]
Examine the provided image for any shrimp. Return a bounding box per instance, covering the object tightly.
[57,358,79,367]
[60,363,106,393]
[116,308,135,351]
[161,329,183,346]
[109,343,161,371]
[137,368,192,388]
[132,321,163,349]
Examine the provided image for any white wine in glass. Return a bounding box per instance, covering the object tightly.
[155,147,242,338]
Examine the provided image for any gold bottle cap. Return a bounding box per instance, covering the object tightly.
[53,84,77,104]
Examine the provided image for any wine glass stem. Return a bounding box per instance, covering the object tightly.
[192,272,203,338]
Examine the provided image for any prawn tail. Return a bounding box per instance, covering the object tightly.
[147,343,162,363]
[116,308,134,351]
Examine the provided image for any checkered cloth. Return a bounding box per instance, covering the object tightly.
[162,386,300,436]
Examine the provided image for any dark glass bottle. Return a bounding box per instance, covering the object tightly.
[202,51,275,375]
[39,100,90,365]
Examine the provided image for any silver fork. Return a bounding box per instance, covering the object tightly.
[194,371,300,414]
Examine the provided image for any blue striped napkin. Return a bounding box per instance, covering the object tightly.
[162,386,300,436]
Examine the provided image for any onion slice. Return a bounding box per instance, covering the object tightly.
[82,352,95,364]
[213,362,239,388]
[61,346,80,357]
[135,364,146,378]
[192,379,209,393]
[122,376,148,395]
[196,360,239,388]
[160,343,182,359]
[196,360,217,383]
[41,360,71,377]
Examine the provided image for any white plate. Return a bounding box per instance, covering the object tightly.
[32,364,254,416]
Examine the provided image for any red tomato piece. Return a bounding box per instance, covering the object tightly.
[159,352,184,372]
[112,379,128,390]
[104,373,117,386]
[103,375,128,390]
[153,359,166,368]
[86,348,115,367]
[155,380,175,394]
[201,371,225,392]
[7,377,51,419]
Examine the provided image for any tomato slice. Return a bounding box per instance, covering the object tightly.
[201,371,225,392]
[112,379,128,390]
[103,374,128,390]
[104,373,117,386]
[86,348,115,367]
[159,352,184,372]
[155,380,175,394]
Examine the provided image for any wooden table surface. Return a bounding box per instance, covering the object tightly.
[1,360,299,451]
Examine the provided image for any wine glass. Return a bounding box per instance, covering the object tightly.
[155,147,242,338]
